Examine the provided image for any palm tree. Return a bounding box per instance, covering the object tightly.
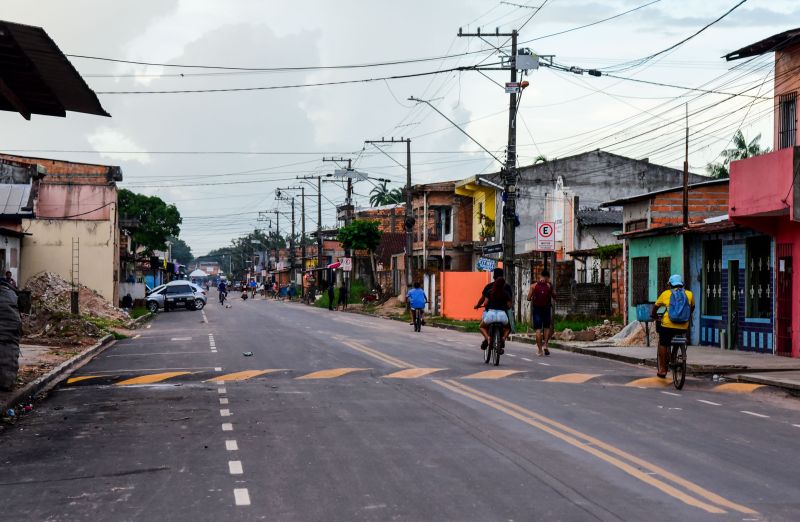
[369,181,403,206]
[706,130,770,179]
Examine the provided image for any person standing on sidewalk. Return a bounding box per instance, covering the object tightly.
[527,269,557,356]
[327,282,335,311]
[0,277,21,391]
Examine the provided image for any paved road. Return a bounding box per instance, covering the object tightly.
[2,293,800,521]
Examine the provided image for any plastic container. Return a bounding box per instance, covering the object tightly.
[636,303,653,322]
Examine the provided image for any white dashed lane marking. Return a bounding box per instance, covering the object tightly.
[225,440,238,451]
[171,337,192,341]
[228,461,243,475]
[698,399,721,406]
[538,362,551,366]
[793,424,800,429]
[219,398,229,405]
[222,423,233,431]
[522,357,532,362]
[218,387,227,394]
[215,367,222,372]
[741,411,769,418]
[661,391,681,397]
[234,488,251,506]
[220,409,231,417]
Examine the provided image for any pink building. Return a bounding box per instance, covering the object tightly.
[726,28,800,357]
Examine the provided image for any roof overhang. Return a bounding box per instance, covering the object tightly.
[0,20,110,119]
[724,27,800,61]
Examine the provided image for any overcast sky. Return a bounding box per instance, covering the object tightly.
[2,0,798,255]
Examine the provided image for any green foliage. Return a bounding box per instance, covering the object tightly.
[337,220,382,252]
[130,307,149,319]
[369,181,404,206]
[314,280,368,308]
[706,130,769,179]
[595,244,623,260]
[431,317,482,332]
[169,237,194,264]
[119,189,182,253]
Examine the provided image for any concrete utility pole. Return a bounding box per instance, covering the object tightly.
[683,103,689,227]
[322,157,354,295]
[365,138,413,290]
[297,174,327,273]
[458,27,521,292]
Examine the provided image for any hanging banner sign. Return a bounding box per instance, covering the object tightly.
[477,257,497,272]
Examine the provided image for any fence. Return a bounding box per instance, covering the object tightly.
[441,271,491,320]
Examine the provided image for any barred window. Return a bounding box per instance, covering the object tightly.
[703,240,722,315]
[746,236,771,318]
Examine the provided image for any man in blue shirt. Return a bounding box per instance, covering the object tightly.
[407,282,427,328]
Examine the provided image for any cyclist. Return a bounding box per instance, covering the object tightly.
[651,274,694,378]
[474,268,512,353]
[407,282,428,327]
[217,280,228,305]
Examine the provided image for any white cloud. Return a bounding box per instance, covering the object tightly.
[87,128,152,164]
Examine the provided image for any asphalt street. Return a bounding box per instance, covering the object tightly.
[2,291,800,521]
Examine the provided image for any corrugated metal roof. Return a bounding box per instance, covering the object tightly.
[725,27,800,61]
[0,20,109,119]
[0,183,33,215]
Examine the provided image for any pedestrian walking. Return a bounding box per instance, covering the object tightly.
[327,283,335,311]
[527,269,557,356]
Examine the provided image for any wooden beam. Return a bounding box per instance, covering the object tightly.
[0,76,31,119]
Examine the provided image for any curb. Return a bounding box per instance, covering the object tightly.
[345,309,470,332]
[1,334,115,412]
[130,312,153,328]
[735,374,800,393]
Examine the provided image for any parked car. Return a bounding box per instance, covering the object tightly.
[233,282,243,292]
[146,281,207,313]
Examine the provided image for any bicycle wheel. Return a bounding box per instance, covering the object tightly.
[492,327,501,366]
[672,344,686,390]
[484,326,493,364]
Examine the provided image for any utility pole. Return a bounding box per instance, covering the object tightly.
[365,138,413,291]
[261,209,282,277]
[683,103,689,227]
[323,157,354,296]
[297,174,328,275]
[458,27,520,293]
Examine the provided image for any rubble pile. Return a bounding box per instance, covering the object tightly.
[588,320,624,339]
[610,321,658,347]
[553,319,623,342]
[20,272,127,346]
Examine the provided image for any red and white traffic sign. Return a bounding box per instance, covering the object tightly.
[536,222,555,251]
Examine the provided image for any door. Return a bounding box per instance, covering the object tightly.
[727,260,739,350]
[776,245,792,356]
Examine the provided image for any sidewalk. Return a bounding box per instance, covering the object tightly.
[510,334,800,392]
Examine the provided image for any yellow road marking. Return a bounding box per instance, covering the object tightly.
[439,379,756,515]
[67,375,101,384]
[341,340,412,369]
[208,370,282,382]
[295,368,369,380]
[385,368,446,379]
[115,371,190,386]
[626,376,673,388]
[462,369,524,379]
[544,373,601,384]
[713,383,765,393]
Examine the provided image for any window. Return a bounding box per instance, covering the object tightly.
[0,249,5,272]
[631,257,649,304]
[746,236,771,318]
[433,207,453,241]
[703,240,722,315]
[657,257,671,293]
[626,219,647,232]
[779,92,797,149]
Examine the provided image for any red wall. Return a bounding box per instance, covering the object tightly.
[729,148,796,219]
[774,43,800,149]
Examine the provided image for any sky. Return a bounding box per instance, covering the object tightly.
[2,0,799,255]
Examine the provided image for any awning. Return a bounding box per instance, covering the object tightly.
[327,261,341,269]
[0,20,110,119]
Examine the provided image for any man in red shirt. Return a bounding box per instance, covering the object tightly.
[527,269,557,356]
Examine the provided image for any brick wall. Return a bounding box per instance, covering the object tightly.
[0,154,118,185]
[650,183,730,226]
[356,206,404,233]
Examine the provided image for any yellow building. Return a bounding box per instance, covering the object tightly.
[454,176,498,244]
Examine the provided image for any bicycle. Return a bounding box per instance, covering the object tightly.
[411,308,423,332]
[669,333,687,390]
[219,291,227,306]
[484,321,503,366]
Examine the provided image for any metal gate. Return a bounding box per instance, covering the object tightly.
[776,243,792,356]
[727,260,739,351]
[632,257,649,304]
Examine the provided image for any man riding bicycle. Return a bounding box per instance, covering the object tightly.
[407,282,427,327]
[474,268,512,353]
[651,274,694,378]
[218,280,228,305]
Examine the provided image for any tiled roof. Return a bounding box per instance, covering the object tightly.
[375,232,406,264]
[577,209,622,226]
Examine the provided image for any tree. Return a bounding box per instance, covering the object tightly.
[369,181,403,207]
[706,130,770,179]
[338,220,383,297]
[169,237,194,264]
[118,189,182,253]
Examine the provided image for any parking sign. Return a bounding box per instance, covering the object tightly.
[536,222,555,251]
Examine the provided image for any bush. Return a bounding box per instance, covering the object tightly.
[130,307,149,319]
[314,280,368,308]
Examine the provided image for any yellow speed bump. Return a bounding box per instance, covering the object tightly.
[385,368,446,379]
[295,368,369,380]
[115,371,190,386]
[544,373,601,384]
[67,375,101,384]
[462,369,524,380]
[625,376,673,388]
[713,383,765,394]
[209,370,282,382]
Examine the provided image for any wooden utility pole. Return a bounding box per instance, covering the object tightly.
[365,137,412,291]
[683,103,689,227]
